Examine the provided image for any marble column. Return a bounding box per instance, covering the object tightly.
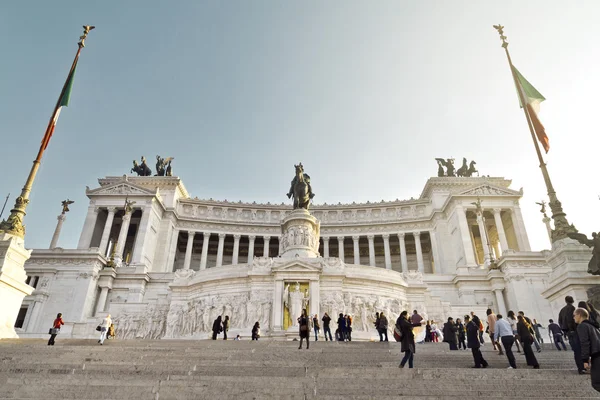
[248,235,256,264]
[263,236,271,258]
[95,287,109,315]
[232,234,241,265]
[183,231,195,270]
[382,234,392,270]
[542,216,553,243]
[367,235,376,267]
[77,205,99,249]
[216,233,226,267]
[272,280,284,331]
[476,213,491,264]
[429,231,441,274]
[200,232,211,270]
[494,289,507,316]
[456,206,477,266]
[131,205,152,264]
[49,214,66,249]
[114,211,132,266]
[323,237,330,258]
[98,207,116,256]
[398,233,408,273]
[511,206,531,251]
[337,236,345,262]
[352,235,360,265]
[26,301,42,333]
[166,228,179,271]
[413,231,424,273]
[493,208,509,254]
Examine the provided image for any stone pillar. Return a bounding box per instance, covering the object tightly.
[493,208,509,254]
[323,237,330,258]
[367,235,376,267]
[511,206,531,251]
[49,214,66,249]
[131,205,152,264]
[272,280,284,331]
[98,207,116,256]
[337,236,345,262]
[542,216,553,243]
[216,233,226,267]
[457,206,477,266]
[309,280,320,318]
[77,205,99,249]
[200,232,211,270]
[248,235,256,264]
[429,230,441,274]
[398,233,408,273]
[382,234,392,270]
[114,211,132,266]
[166,228,179,272]
[494,289,507,316]
[95,287,109,315]
[413,231,424,273]
[352,235,360,265]
[183,231,195,270]
[26,300,43,332]
[263,236,271,258]
[232,234,241,264]
[476,213,491,264]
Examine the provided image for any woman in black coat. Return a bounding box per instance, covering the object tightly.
[517,315,539,368]
[442,317,458,350]
[298,309,310,349]
[397,311,417,368]
[251,322,260,340]
[456,318,467,350]
[212,315,222,340]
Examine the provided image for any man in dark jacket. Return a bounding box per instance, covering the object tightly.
[465,315,488,368]
[559,296,585,373]
[575,307,600,392]
[442,317,458,350]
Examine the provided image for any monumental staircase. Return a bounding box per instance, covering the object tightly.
[0,339,598,399]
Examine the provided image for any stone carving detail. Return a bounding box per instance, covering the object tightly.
[280,224,318,253]
[92,184,150,196]
[174,268,196,279]
[402,270,424,284]
[463,185,511,196]
[321,257,344,271]
[252,256,273,271]
[113,305,168,340]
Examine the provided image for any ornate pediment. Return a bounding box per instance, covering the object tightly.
[270,259,323,273]
[457,184,521,197]
[86,182,156,197]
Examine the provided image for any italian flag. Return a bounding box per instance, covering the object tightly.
[41,65,77,150]
[512,66,550,153]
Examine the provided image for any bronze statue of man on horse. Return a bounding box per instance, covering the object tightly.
[286,163,315,210]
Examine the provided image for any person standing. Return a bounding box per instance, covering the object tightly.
[411,310,423,326]
[345,314,353,341]
[337,313,347,342]
[322,313,333,341]
[466,315,488,368]
[98,314,112,345]
[222,315,230,340]
[425,321,432,343]
[397,311,417,368]
[507,311,522,353]
[212,315,222,340]
[378,312,389,342]
[559,296,585,373]
[442,317,458,350]
[251,322,260,340]
[494,314,517,369]
[47,313,64,346]
[487,309,503,355]
[548,319,567,351]
[575,307,600,392]
[312,314,320,341]
[298,309,310,349]
[456,318,467,350]
[517,315,540,369]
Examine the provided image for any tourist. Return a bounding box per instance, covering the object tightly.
[312,314,320,341]
[559,296,584,373]
[337,313,347,342]
[322,313,333,341]
[442,317,458,350]
[548,319,567,350]
[579,301,600,329]
[98,314,111,345]
[518,311,541,352]
[532,319,544,344]
[298,309,310,349]
[212,315,222,340]
[235,334,241,341]
[108,323,116,340]
[378,312,389,342]
[430,321,440,342]
[588,301,600,328]
[494,314,517,369]
[397,311,417,368]
[517,315,540,369]
[47,313,64,346]
[223,315,230,340]
[456,318,467,350]
[411,310,423,326]
[345,314,353,341]
[466,315,488,368]
[375,312,382,341]
[487,308,503,355]
[507,311,522,353]
[252,322,260,340]
[575,307,600,392]
[425,320,432,343]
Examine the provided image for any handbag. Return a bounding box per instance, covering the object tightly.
[393,326,403,342]
[48,328,53,335]
[96,325,102,332]
[300,324,308,332]
[49,328,59,335]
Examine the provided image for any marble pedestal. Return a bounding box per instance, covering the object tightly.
[279,209,320,259]
[0,233,34,339]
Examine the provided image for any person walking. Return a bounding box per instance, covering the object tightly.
[252,322,260,340]
[487,309,503,355]
[494,314,517,369]
[532,319,544,344]
[519,311,541,352]
[559,296,585,374]
[517,315,540,369]
[212,315,222,340]
[222,315,230,340]
[312,314,320,341]
[322,313,333,341]
[397,311,417,368]
[378,312,389,342]
[466,315,488,368]
[456,318,467,350]
[425,321,432,343]
[298,309,310,349]
[47,313,64,346]
[575,307,600,392]
[98,314,112,345]
[345,314,353,341]
[579,301,600,329]
[548,319,567,351]
[442,317,458,350]
[507,311,522,353]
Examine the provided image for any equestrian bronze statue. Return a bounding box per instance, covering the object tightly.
[286,163,315,210]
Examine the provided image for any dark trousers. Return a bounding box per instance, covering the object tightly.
[448,341,458,350]
[522,341,539,367]
[47,334,57,346]
[568,331,585,371]
[400,350,414,368]
[501,336,517,368]
[553,334,567,350]
[223,330,227,340]
[478,331,484,344]
[458,339,467,349]
[592,354,600,392]
[471,347,488,367]
[299,335,309,349]
[212,331,218,340]
[323,326,333,341]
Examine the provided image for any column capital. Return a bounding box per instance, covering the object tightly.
[367,235,375,240]
[57,213,67,222]
[233,234,241,240]
[122,213,132,222]
[337,236,345,241]
[398,232,405,239]
[493,208,502,215]
[413,231,421,237]
[106,206,117,213]
[352,235,360,241]
[264,235,271,241]
[218,233,226,239]
[203,231,211,239]
[248,235,256,241]
[323,236,330,242]
[382,234,390,240]
[188,231,196,238]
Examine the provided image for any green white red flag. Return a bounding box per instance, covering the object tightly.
[512,66,550,153]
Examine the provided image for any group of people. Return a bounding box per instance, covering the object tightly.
[47,313,115,346]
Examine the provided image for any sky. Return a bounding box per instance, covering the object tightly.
[1,1,599,251]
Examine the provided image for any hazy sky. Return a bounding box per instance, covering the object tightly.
[1,1,598,251]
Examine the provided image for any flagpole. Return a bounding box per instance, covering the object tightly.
[0,26,94,238]
[493,25,576,243]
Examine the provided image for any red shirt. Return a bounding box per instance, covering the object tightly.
[53,318,64,329]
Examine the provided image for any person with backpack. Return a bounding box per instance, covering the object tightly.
[378,312,389,342]
[575,307,600,392]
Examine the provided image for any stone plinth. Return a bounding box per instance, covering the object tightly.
[279,209,320,259]
[0,233,34,339]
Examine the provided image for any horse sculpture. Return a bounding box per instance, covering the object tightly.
[456,158,468,177]
[131,157,152,176]
[286,163,314,210]
[466,161,478,177]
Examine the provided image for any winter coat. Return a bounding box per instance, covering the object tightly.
[559,303,576,333]
[466,321,480,349]
[517,320,534,344]
[298,315,309,338]
[378,315,388,331]
[442,322,458,344]
[397,317,416,354]
[577,319,600,362]
[322,315,331,328]
[456,323,466,340]
[212,318,222,334]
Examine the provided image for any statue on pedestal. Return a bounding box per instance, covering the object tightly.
[568,231,600,275]
[286,163,315,210]
[284,282,309,327]
[131,156,152,176]
[61,199,74,214]
[155,156,174,176]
